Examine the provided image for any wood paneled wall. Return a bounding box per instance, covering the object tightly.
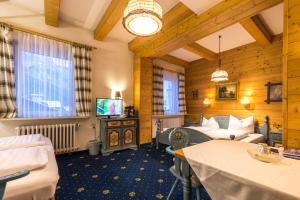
[185,35,283,127]
[283,0,300,148]
[134,56,153,144]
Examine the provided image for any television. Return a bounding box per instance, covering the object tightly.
[96,98,123,117]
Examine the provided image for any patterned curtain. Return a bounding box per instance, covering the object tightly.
[0,25,16,118]
[178,72,187,114]
[153,66,164,115]
[72,45,92,117]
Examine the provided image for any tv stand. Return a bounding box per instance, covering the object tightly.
[99,117,138,156]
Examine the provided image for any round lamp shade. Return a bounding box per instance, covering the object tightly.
[211,69,228,82]
[123,0,163,36]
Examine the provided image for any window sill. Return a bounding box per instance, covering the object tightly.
[152,114,186,119]
[0,116,90,121]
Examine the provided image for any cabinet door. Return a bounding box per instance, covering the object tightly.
[123,127,135,146]
[107,129,121,148]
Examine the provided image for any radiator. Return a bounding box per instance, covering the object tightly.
[16,123,78,154]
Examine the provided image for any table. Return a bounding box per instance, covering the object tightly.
[175,140,300,200]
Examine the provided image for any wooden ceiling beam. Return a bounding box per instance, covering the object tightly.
[129,0,282,57]
[183,43,217,61]
[159,55,190,68]
[240,15,273,46]
[44,0,60,27]
[94,0,129,41]
[129,2,195,51]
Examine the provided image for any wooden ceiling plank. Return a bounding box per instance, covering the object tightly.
[129,2,195,51]
[44,0,60,27]
[129,0,282,57]
[183,43,217,61]
[159,55,190,68]
[240,15,273,46]
[94,0,130,41]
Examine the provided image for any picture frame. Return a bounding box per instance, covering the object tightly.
[265,82,282,104]
[216,82,238,100]
[192,89,198,100]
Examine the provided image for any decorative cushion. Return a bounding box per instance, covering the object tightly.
[202,117,208,126]
[228,115,254,133]
[202,117,220,129]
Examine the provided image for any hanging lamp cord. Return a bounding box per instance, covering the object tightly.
[218,35,221,68]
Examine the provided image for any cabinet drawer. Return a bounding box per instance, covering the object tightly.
[107,121,121,127]
[122,120,135,126]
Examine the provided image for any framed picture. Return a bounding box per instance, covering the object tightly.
[265,82,282,104]
[192,90,198,100]
[216,82,238,100]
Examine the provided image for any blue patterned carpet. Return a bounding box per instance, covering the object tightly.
[55,143,211,200]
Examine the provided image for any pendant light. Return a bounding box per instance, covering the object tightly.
[211,35,228,82]
[123,0,163,37]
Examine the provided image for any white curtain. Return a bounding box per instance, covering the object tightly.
[14,31,75,118]
[163,70,179,115]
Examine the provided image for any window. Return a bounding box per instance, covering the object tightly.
[163,71,179,115]
[14,31,75,118]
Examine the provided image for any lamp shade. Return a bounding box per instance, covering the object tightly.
[203,98,211,106]
[211,69,228,82]
[123,0,163,36]
[240,96,250,105]
[115,91,122,99]
[211,35,229,82]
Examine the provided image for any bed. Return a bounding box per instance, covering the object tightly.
[1,136,59,200]
[155,114,270,149]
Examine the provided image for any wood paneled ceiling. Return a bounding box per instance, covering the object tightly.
[1,0,284,66]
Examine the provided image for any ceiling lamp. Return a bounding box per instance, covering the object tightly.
[123,0,163,36]
[211,35,228,82]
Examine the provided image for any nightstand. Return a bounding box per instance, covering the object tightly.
[269,131,282,147]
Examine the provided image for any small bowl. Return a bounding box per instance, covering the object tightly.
[247,148,283,163]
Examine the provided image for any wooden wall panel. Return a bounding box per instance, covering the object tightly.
[134,56,153,144]
[186,35,283,128]
[283,0,300,148]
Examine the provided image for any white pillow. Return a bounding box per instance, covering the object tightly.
[202,117,220,129]
[228,115,254,133]
[202,117,208,126]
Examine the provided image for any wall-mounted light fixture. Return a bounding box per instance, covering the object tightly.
[203,98,211,107]
[114,91,122,99]
[240,96,250,106]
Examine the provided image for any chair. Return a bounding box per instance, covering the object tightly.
[0,170,29,200]
[165,128,203,200]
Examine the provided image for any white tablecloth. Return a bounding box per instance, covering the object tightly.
[183,140,300,200]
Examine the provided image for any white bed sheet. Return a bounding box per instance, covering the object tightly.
[240,133,264,143]
[185,126,250,140]
[0,146,49,177]
[163,127,264,143]
[3,138,59,200]
[0,134,47,151]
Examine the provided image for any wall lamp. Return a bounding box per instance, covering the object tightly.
[240,96,250,106]
[203,98,211,107]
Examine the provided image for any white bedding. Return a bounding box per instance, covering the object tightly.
[3,137,59,200]
[186,126,250,140]
[0,146,48,176]
[163,127,264,143]
[240,133,264,143]
[0,134,47,151]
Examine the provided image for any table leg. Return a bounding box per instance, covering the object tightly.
[181,160,192,200]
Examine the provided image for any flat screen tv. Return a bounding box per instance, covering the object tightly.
[96,98,122,117]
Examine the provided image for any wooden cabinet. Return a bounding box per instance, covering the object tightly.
[100,118,138,155]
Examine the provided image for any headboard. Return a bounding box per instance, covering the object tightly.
[199,113,270,142]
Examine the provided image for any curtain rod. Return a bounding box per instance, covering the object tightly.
[0,21,97,50]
